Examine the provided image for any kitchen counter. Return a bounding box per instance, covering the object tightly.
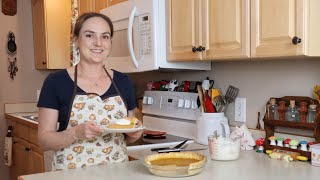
[20,149,320,180]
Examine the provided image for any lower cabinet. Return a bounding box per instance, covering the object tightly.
[8,120,44,180]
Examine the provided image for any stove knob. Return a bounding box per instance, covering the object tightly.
[191,100,198,109]
[143,96,148,104]
[184,99,191,109]
[147,96,154,105]
[178,99,184,108]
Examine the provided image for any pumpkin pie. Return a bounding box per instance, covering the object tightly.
[144,152,206,177]
[108,117,138,129]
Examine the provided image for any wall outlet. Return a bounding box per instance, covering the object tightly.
[235,97,246,122]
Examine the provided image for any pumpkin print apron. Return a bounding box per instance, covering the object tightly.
[53,66,129,170]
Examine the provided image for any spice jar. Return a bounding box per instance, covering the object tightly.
[285,100,299,122]
[268,98,279,120]
[307,104,317,123]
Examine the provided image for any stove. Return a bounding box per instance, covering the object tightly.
[131,91,200,150]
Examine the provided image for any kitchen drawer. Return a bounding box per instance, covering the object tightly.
[29,128,39,145]
[14,123,29,141]
[12,121,39,146]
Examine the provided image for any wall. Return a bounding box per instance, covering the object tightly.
[0,1,51,179]
[129,57,320,129]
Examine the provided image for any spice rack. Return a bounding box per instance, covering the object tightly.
[263,96,320,159]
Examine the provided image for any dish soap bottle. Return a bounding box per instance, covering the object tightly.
[306,104,317,123]
[285,100,299,122]
[268,98,279,120]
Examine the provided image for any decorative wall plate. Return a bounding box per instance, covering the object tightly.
[7,31,18,79]
[2,0,17,16]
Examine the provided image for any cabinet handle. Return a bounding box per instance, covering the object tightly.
[197,46,206,52]
[292,36,301,45]
[192,46,197,52]
[42,61,46,65]
[25,147,31,151]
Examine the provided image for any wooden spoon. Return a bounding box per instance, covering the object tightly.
[197,85,205,112]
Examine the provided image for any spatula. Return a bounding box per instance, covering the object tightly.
[221,85,239,112]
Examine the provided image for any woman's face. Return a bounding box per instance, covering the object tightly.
[75,17,112,64]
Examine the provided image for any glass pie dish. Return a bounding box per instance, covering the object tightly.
[143,152,207,177]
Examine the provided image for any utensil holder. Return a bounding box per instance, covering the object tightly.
[196,112,230,145]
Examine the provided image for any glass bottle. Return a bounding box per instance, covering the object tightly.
[285,100,299,122]
[306,104,317,123]
[268,98,279,120]
[298,102,308,123]
[277,101,286,121]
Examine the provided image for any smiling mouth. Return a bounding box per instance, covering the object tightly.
[91,49,104,53]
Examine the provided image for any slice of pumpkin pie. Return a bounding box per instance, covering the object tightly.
[108,117,138,129]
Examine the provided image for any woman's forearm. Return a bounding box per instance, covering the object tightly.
[38,128,77,151]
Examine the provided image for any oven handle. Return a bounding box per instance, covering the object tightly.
[128,6,139,68]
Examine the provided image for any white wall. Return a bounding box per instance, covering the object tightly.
[0,1,50,179]
[129,57,320,129]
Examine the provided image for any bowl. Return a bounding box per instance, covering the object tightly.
[143,152,207,177]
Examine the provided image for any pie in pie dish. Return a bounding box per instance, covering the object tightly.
[144,152,207,177]
[108,117,138,129]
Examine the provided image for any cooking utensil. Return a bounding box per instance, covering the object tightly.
[212,95,224,112]
[203,90,216,113]
[256,112,261,129]
[197,85,205,112]
[151,139,189,152]
[221,85,239,112]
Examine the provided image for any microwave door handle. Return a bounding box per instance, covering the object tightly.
[128,6,139,69]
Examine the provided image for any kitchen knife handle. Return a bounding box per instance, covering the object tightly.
[151,147,169,151]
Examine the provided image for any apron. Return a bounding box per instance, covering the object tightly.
[53,65,129,170]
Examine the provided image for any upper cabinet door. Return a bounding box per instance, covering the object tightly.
[251,0,305,57]
[32,0,71,69]
[167,0,202,61]
[203,0,250,60]
[78,0,95,15]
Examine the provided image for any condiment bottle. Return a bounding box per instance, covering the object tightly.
[268,98,279,120]
[298,102,308,123]
[306,104,317,123]
[285,100,299,122]
[277,101,286,121]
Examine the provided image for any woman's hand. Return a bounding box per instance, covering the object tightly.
[73,121,104,140]
[125,120,143,143]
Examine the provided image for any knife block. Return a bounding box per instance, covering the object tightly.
[263,96,320,160]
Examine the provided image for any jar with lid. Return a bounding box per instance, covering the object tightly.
[285,100,299,121]
[306,104,317,123]
[268,98,279,120]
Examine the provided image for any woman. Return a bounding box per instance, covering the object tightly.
[37,12,143,170]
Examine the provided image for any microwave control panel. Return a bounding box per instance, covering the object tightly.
[139,14,152,56]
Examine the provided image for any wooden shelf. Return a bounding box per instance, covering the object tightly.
[264,119,315,130]
[263,96,320,160]
[264,144,311,159]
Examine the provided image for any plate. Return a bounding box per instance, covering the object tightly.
[102,126,145,133]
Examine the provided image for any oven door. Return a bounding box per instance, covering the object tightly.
[143,115,196,140]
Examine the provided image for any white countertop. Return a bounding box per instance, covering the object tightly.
[21,146,320,180]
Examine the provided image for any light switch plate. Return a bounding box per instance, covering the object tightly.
[235,97,246,122]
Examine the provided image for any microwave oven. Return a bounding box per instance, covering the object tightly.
[100,0,211,73]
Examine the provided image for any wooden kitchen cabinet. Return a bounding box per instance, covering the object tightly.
[78,0,127,15]
[167,0,250,61]
[251,0,320,57]
[32,0,71,69]
[6,117,44,180]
